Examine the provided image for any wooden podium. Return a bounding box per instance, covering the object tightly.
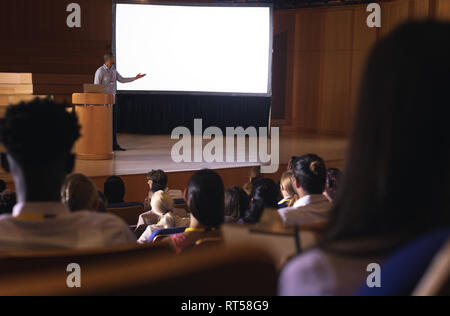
[72,93,114,160]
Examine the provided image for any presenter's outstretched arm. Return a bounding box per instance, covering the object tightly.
[117,72,147,83]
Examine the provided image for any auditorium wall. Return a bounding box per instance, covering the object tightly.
[1,0,450,134]
[274,0,450,136]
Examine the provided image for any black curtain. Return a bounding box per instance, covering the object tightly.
[117,94,271,135]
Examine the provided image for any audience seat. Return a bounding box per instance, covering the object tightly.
[148,226,187,243]
[356,229,450,296]
[222,208,325,263]
[107,203,145,225]
[0,246,277,296]
[0,243,170,278]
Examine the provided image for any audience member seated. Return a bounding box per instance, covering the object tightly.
[278,154,331,226]
[0,99,136,250]
[61,173,104,212]
[243,165,262,195]
[243,178,279,224]
[158,169,224,254]
[278,171,298,208]
[104,175,143,208]
[287,156,298,172]
[224,186,249,223]
[279,21,450,296]
[138,190,190,243]
[324,168,343,203]
[0,190,16,215]
[143,169,168,211]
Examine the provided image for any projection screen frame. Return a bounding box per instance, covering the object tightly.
[112,1,273,97]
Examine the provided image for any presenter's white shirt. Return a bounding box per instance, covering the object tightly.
[0,202,137,250]
[94,64,136,95]
[278,194,331,226]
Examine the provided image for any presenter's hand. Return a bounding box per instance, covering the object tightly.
[135,73,147,80]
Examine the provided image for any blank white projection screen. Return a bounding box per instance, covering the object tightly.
[115,4,272,95]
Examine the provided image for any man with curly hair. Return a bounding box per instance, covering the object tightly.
[0,98,136,250]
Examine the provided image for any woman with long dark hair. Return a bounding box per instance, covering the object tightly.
[243,178,279,224]
[280,21,450,296]
[160,169,225,253]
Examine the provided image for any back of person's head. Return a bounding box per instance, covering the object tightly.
[0,179,6,193]
[224,186,249,222]
[280,171,296,197]
[244,178,279,224]
[150,190,174,216]
[327,21,450,245]
[61,173,98,212]
[104,52,114,62]
[0,190,16,215]
[186,169,224,229]
[291,154,327,195]
[287,156,298,171]
[0,98,80,186]
[249,166,262,181]
[104,176,125,204]
[147,169,168,193]
[325,168,343,202]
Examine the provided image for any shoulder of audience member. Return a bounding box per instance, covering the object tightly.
[279,248,335,296]
[71,210,131,229]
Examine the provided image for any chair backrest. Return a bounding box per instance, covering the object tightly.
[0,243,170,278]
[223,208,325,262]
[148,226,187,243]
[0,246,277,296]
[356,229,450,296]
[413,240,450,296]
[107,204,144,225]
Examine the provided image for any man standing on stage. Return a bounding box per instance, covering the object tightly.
[94,52,146,151]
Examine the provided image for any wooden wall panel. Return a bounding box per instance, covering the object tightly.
[380,0,411,36]
[292,52,321,132]
[435,0,450,20]
[350,6,378,121]
[279,0,447,136]
[318,8,353,134]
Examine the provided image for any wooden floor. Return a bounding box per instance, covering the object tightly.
[2,132,348,202]
[72,132,348,178]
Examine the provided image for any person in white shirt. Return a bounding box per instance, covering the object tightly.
[94,52,146,151]
[138,190,189,243]
[0,99,136,250]
[278,154,331,226]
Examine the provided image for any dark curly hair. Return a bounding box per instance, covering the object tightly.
[225,186,249,222]
[147,169,168,193]
[244,178,279,224]
[0,98,80,165]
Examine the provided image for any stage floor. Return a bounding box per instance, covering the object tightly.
[75,132,348,177]
[1,132,348,183]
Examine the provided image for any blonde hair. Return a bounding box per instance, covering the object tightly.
[151,190,174,216]
[61,173,98,212]
[280,171,298,207]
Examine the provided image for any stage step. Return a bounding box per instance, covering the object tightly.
[0,73,53,118]
[0,94,49,106]
[0,83,33,95]
[0,73,32,84]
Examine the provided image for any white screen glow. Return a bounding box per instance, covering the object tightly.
[115,4,271,95]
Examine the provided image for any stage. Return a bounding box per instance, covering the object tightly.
[3,132,348,202]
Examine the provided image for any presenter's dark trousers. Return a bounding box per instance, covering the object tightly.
[112,101,119,148]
